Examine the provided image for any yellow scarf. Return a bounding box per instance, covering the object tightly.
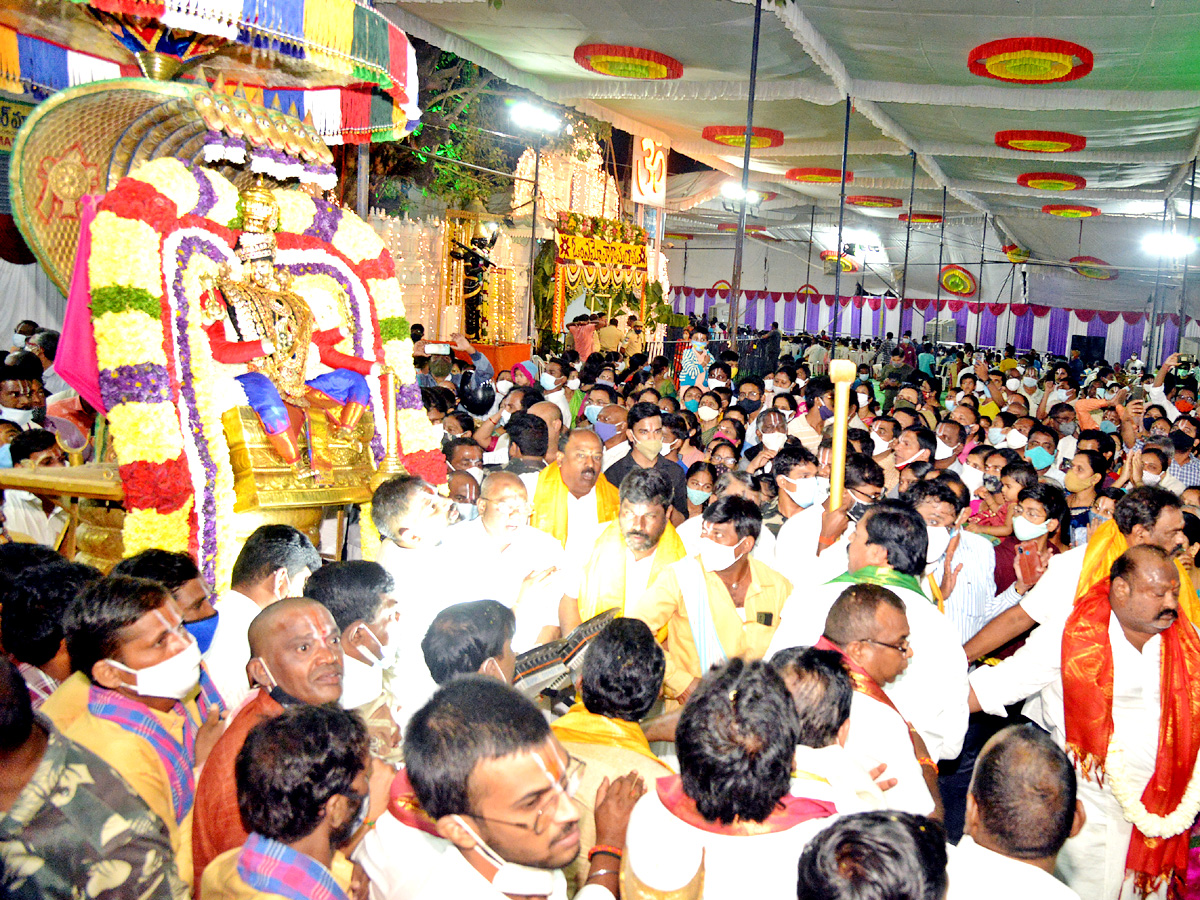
[1076,518,1200,622]
[550,703,666,767]
[577,521,687,621]
[530,462,620,547]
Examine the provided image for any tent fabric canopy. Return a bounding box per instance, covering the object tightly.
[384,0,1200,316]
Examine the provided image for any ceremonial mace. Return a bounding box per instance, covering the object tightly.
[828,359,857,510]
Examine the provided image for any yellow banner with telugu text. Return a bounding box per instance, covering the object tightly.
[556,232,647,270]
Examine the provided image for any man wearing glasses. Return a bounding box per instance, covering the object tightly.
[813,583,940,818]
[403,676,644,900]
[768,500,970,768]
[441,471,566,651]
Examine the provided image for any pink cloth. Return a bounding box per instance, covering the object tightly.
[58,195,104,413]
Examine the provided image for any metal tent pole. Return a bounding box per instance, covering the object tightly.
[830,94,851,340]
[900,150,917,302]
[975,215,987,347]
[1179,158,1197,333]
[934,188,947,340]
[728,0,764,345]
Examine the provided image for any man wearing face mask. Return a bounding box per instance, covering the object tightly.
[743,408,793,474]
[771,445,824,522]
[501,412,549,495]
[446,437,487,487]
[538,358,575,427]
[632,496,791,704]
[3,429,69,546]
[767,500,971,764]
[52,576,226,890]
[203,524,322,710]
[894,425,936,473]
[443,472,568,651]
[787,376,836,453]
[202,705,370,900]
[113,549,218,654]
[561,468,687,632]
[476,385,540,466]
[602,403,689,526]
[593,403,630,470]
[192,598,345,884]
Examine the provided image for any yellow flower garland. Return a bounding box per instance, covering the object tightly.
[106,402,186,463]
[123,501,194,557]
[93,311,169,369]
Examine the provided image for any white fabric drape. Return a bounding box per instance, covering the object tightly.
[0,260,65,339]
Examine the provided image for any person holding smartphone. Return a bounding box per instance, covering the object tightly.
[992,482,1068,596]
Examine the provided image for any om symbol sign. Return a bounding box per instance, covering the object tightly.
[632,137,666,206]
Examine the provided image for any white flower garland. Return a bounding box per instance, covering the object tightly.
[1104,736,1200,838]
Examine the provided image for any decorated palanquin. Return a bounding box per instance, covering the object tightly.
[78,157,444,588]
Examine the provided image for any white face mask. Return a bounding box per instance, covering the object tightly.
[1006,377,1021,392]
[698,535,746,572]
[708,379,727,390]
[780,474,820,509]
[499,410,511,426]
[1022,376,1038,388]
[106,638,202,700]
[1006,430,1029,450]
[697,406,720,422]
[11,333,25,349]
[760,432,787,452]
[1143,472,1162,486]
[453,816,557,896]
[354,622,400,668]
[934,436,956,461]
[925,524,952,571]
[454,501,479,522]
[566,377,581,391]
[870,432,890,456]
[659,439,677,457]
[339,654,383,710]
[1011,514,1050,542]
[959,464,985,495]
[0,406,34,426]
[464,466,484,484]
[495,379,513,395]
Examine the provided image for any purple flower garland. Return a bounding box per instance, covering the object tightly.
[98,362,173,409]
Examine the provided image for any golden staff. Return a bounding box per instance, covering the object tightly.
[828,359,857,510]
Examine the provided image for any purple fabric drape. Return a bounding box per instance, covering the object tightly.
[1120,317,1144,363]
[1086,315,1108,340]
[784,296,797,332]
[1013,307,1034,351]
[806,299,821,333]
[1160,316,1180,358]
[850,301,863,339]
[952,305,968,343]
[979,309,997,347]
[1048,308,1070,355]
[743,294,758,328]
[900,305,914,338]
[703,292,716,317]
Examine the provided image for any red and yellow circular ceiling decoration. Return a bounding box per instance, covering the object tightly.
[995,130,1086,153]
[665,232,694,241]
[702,126,784,149]
[847,195,902,208]
[968,37,1094,84]
[1043,204,1101,218]
[940,265,977,296]
[573,44,683,79]
[717,223,767,233]
[820,250,860,272]
[1018,172,1087,191]
[787,167,851,183]
[899,212,943,224]
[1002,244,1031,263]
[1070,256,1118,280]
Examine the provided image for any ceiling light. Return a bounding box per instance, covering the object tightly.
[1143,232,1197,257]
[510,102,562,134]
[720,183,762,205]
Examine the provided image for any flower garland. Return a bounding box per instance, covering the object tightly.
[702,125,784,149]
[573,44,683,80]
[1105,737,1200,839]
[787,167,851,183]
[88,157,443,588]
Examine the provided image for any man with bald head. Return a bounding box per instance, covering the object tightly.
[192,598,343,883]
[970,545,1200,899]
[441,471,569,650]
[594,403,630,469]
[530,429,621,574]
[528,399,564,466]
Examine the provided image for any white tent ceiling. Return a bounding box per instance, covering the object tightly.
[379,0,1200,309]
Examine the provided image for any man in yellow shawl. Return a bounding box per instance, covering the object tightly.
[964,485,1198,662]
[550,617,673,893]
[530,428,620,566]
[560,467,687,633]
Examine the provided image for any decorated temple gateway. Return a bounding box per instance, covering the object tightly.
[2,0,443,587]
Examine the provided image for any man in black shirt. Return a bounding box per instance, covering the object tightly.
[602,402,688,524]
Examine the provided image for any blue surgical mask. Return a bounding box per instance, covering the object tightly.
[987,427,1004,446]
[594,421,620,443]
[584,404,602,425]
[686,487,712,506]
[1099,420,1119,434]
[183,613,219,655]
[1026,445,1055,470]
[684,398,700,413]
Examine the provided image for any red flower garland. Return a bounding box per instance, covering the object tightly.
[402,448,449,485]
[1018,171,1087,190]
[573,44,683,79]
[702,126,784,149]
[1044,204,1101,218]
[787,167,851,183]
[968,37,1094,84]
[119,455,193,513]
[996,131,1086,153]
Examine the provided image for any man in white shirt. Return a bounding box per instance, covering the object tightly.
[2,430,68,546]
[946,724,1083,900]
[203,523,321,708]
[529,429,621,573]
[624,659,836,900]
[370,474,461,726]
[402,677,635,900]
[441,472,567,651]
[537,359,574,429]
[767,500,970,762]
[969,546,1199,900]
[963,486,1189,664]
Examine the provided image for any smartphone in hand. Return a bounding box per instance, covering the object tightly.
[1016,541,1042,586]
